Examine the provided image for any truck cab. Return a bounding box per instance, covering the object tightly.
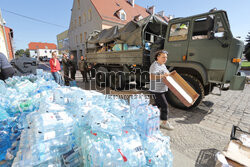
[164,10,246,109]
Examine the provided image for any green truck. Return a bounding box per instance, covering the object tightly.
[85,9,246,109]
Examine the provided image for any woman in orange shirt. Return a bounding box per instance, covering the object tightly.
[49,51,63,85]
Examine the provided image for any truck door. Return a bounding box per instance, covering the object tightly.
[187,13,231,82]
[165,21,190,63]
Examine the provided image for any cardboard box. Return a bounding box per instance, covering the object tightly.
[222,140,250,167]
[162,71,199,107]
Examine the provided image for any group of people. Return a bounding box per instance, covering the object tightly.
[49,52,91,86]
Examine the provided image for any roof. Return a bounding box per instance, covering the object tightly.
[28,42,57,50]
[91,0,150,24]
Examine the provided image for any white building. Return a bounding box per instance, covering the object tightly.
[28,42,58,59]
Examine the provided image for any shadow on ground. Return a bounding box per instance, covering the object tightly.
[170,100,215,124]
[195,148,218,167]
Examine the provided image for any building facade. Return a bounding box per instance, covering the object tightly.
[28,42,58,59]
[0,10,14,60]
[68,0,168,62]
[57,30,69,54]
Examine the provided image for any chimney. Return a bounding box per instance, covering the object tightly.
[157,11,165,17]
[147,6,155,15]
[127,0,135,7]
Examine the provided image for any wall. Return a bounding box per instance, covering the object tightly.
[68,0,102,59]
[0,25,8,58]
[4,27,14,60]
[57,30,69,54]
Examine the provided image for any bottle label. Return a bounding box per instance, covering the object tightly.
[131,140,144,158]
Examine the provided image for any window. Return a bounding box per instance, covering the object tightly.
[120,13,126,20]
[83,13,86,23]
[88,9,92,21]
[169,22,189,41]
[192,15,214,40]
[76,35,78,44]
[75,19,77,28]
[84,32,87,41]
[77,0,80,9]
[80,33,83,43]
[214,15,225,38]
[79,16,81,26]
[119,10,126,20]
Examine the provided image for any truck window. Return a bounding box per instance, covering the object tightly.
[214,15,225,38]
[192,15,214,40]
[168,22,189,42]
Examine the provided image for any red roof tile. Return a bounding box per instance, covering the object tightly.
[91,0,150,24]
[28,42,57,50]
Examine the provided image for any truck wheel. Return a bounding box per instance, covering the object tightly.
[166,74,205,110]
[96,67,109,87]
[110,72,125,90]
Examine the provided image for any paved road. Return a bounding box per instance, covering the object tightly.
[71,71,250,166]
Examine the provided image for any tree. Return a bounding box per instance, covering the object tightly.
[15,49,30,57]
[15,49,25,57]
[25,49,30,57]
[244,32,250,61]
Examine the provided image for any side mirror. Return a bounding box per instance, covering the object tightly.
[207,31,215,40]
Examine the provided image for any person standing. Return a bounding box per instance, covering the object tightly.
[0,52,15,80]
[149,50,174,130]
[78,56,88,82]
[69,54,77,80]
[49,51,62,85]
[62,53,70,85]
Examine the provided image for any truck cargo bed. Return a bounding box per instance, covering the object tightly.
[86,49,144,65]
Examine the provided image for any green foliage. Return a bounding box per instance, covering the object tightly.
[15,49,25,57]
[244,32,250,61]
[15,49,30,57]
[241,61,250,67]
[25,49,30,57]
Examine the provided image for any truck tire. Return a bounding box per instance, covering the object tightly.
[166,74,204,110]
[110,72,125,90]
[96,67,109,87]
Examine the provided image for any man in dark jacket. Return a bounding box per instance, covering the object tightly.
[62,53,70,85]
[69,54,77,80]
[78,56,88,82]
[0,52,15,81]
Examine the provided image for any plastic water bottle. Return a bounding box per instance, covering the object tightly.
[111,127,146,166]
[0,80,6,95]
[142,133,173,167]
[87,106,125,136]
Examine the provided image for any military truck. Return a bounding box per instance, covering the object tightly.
[85,9,246,109]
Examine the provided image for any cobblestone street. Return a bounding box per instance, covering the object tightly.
[162,84,250,166]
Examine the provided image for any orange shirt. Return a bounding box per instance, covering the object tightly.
[49,58,61,72]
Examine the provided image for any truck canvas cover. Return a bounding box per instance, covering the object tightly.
[88,15,168,46]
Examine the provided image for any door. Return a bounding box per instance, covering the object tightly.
[187,13,231,82]
[165,21,190,64]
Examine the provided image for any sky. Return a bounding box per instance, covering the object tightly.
[0,0,250,50]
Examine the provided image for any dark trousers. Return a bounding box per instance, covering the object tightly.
[0,67,15,80]
[64,69,69,85]
[80,70,88,82]
[70,69,76,80]
[151,91,169,120]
